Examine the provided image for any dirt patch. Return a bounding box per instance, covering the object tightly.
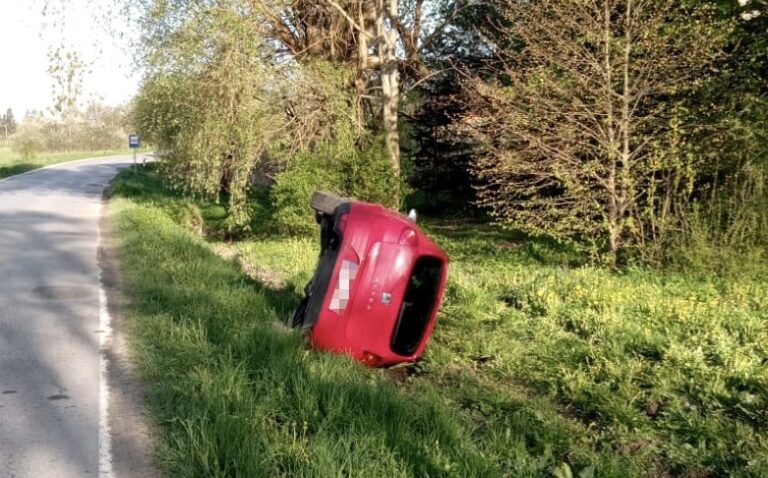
[211,243,285,289]
[498,241,525,250]
[211,242,239,261]
[99,191,160,478]
[646,399,662,418]
[617,437,660,456]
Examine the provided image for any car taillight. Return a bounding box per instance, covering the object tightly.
[399,227,418,246]
[329,258,359,313]
[362,351,381,366]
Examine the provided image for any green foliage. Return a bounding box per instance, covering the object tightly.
[260,59,384,235]
[1,108,17,136]
[112,168,768,477]
[12,122,45,159]
[134,55,396,234]
[131,0,379,229]
[270,150,340,236]
[131,2,282,229]
[131,74,196,152]
[10,104,129,158]
[271,140,398,235]
[456,0,768,267]
[665,163,768,278]
[625,0,768,267]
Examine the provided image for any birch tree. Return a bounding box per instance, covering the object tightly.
[465,0,727,265]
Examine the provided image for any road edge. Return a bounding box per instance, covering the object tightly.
[0,153,149,184]
[98,184,160,478]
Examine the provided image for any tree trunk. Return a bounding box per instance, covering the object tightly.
[604,0,619,267]
[377,0,401,202]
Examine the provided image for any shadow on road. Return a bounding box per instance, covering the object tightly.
[0,157,135,476]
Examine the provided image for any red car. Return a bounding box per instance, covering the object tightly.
[291,192,449,367]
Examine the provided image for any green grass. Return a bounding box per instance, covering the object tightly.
[0,145,134,179]
[110,167,768,478]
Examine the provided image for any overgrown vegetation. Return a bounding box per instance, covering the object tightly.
[112,167,768,477]
[133,31,389,229]
[127,0,501,226]
[464,1,727,264]
[118,0,768,267]
[271,140,397,234]
[11,104,130,159]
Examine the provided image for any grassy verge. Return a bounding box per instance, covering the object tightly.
[0,145,135,179]
[111,167,768,478]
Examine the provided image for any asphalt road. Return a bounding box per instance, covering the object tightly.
[0,156,134,478]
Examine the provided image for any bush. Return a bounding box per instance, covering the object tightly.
[12,123,45,159]
[664,163,768,278]
[10,105,128,159]
[271,140,398,235]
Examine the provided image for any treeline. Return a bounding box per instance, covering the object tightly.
[130,0,768,269]
[12,103,130,158]
[1,108,17,140]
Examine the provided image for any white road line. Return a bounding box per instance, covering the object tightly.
[98,230,114,478]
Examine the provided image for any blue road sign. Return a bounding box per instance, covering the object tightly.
[129,134,140,148]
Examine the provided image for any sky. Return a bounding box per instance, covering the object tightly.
[0,1,140,118]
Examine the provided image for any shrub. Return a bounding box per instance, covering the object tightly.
[664,163,768,278]
[12,122,45,160]
[271,140,398,235]
[270,150,340,235]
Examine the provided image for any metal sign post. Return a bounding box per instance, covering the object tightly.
[129,134,141,168]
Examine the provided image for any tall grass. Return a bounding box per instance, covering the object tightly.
[111,167,768,477]
[665,164,768,279]
[110,170,494,477]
